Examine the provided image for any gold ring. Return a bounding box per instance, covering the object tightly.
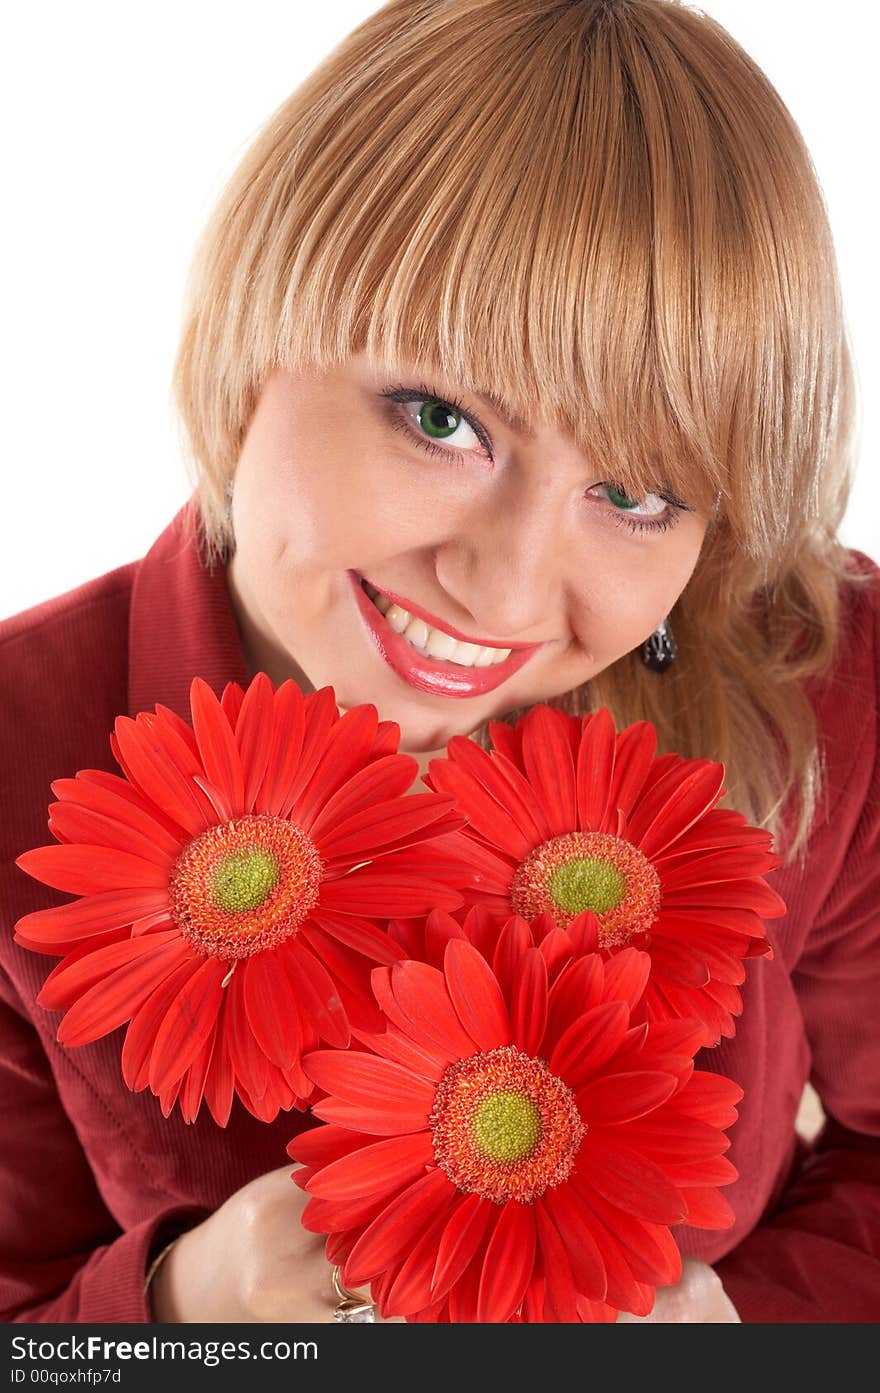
[331,1265,376,1323]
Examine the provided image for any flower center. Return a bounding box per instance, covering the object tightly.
[473,1091,542,1164]
[430,1045,585,1203]
[169,813,324,960]
[510,830,661,948]
[212,849,279,912]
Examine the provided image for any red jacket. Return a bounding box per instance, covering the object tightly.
[1,497,878,1323]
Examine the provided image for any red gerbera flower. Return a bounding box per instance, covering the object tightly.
[421,704,787,1045]
[14,673,471,1126]
[289,929,743,1322]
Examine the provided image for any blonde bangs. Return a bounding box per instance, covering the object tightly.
[173,0,872,864]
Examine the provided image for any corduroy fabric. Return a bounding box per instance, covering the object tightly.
[1,495,878,1323]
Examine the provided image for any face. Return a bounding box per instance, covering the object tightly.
[225,354,711,764]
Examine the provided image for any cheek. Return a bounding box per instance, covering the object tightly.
[566,535,703,656]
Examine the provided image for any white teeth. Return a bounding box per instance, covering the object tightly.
[361,579,512,667]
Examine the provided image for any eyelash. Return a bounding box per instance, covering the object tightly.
[379,383,686,536]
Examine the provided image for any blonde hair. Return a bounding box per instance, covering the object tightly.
[171,0,873,868]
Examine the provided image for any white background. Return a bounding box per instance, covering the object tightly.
[1,1,876,617]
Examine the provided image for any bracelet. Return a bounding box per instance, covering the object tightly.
[144,1235,181,1299]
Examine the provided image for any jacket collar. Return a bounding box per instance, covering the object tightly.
[127,495,251,721]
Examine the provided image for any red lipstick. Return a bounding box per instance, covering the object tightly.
[349,571,544,700]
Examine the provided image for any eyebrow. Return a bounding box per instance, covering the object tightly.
[470,387,537,439]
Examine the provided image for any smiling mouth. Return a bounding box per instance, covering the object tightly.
[358,576,517,668]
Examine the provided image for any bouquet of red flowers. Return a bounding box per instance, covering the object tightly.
[14,673,786,1321]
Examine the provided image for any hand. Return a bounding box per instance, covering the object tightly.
[149,1164,395,1323]
[616,1258,741,1323]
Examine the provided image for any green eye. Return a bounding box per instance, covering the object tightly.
[605,484,641,511]
[418,401,461,439]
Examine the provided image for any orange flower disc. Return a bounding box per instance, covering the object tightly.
[510,830,661,948]
[169,813,325,960]
[430,1044,585,1203]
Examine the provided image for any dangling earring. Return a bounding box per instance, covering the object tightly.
[641,617,677,671]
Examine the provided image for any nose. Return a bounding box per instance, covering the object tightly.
[433,473,566,644]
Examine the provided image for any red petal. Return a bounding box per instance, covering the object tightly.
[243,950,304,1068]
[681,1186,736,1228]
[308,908,403,966]
[672,1070,743,1125]
[578,1070,678,1125]
[539,927,577,980]
[615,1112,732,1163]
[301,931,384,1034]
[443,939,510,1050]
[321,865,464,917]
[112,714,212,835]
[306,1131,434,1201]
[520,706,578,837]
[344,1168,453,1284]
[603,948,652,1012]
[477,1201,536,1322]
[390,960,477,1060]
[189,677,246,815]
[311,1098,430,1137]
[662,877,787,918]
[308,754,417,843]
[122,958,202,1090]
[381,1195,461,1318]
[294,705,379,828]
[148,956,226,1092]
[431,1192,496,1303]
[303,1190,394,1236]
[549,1001,629,1085]
[47,800,176,868]
[509,946,548,1055]
[50,773,183,859]
[233,673,275,814]
[448,1224,493,1321]
[545,955,606,1050]
[204,998,236,1126]
[427,744,535,861]
[576,707,619,831]
[14,887,170,950]
[317,792,458,864]
[16,844,168,896]
[580,1142,687,1223]
[558,1190,647,1310]
[179,1014,218,1124]
[541,1184,608,1301]
[53,935,192,1044]
[38,929,181,1010]
[602,720,657,826]
[289,1123,379,1170]
[665,1155,738,1186]
[574,1180,683,1288]
[225,967,269,1100]
[302,1049,434,1117]
[252,679,306,817]
[649,938,711,988]
[533,1202,579,1320]
[354,1022,446,1080]
[633,762,726,859]
[369,968,441,1059]
[491,917,534,998]
[284,939,350,1048]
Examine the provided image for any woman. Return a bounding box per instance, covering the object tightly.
[1,0,877,1324]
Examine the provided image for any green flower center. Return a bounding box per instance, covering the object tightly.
[549,856,626,914]
[473,1091,542,1164]
[211,848,280,912]
[509,830,662,947]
